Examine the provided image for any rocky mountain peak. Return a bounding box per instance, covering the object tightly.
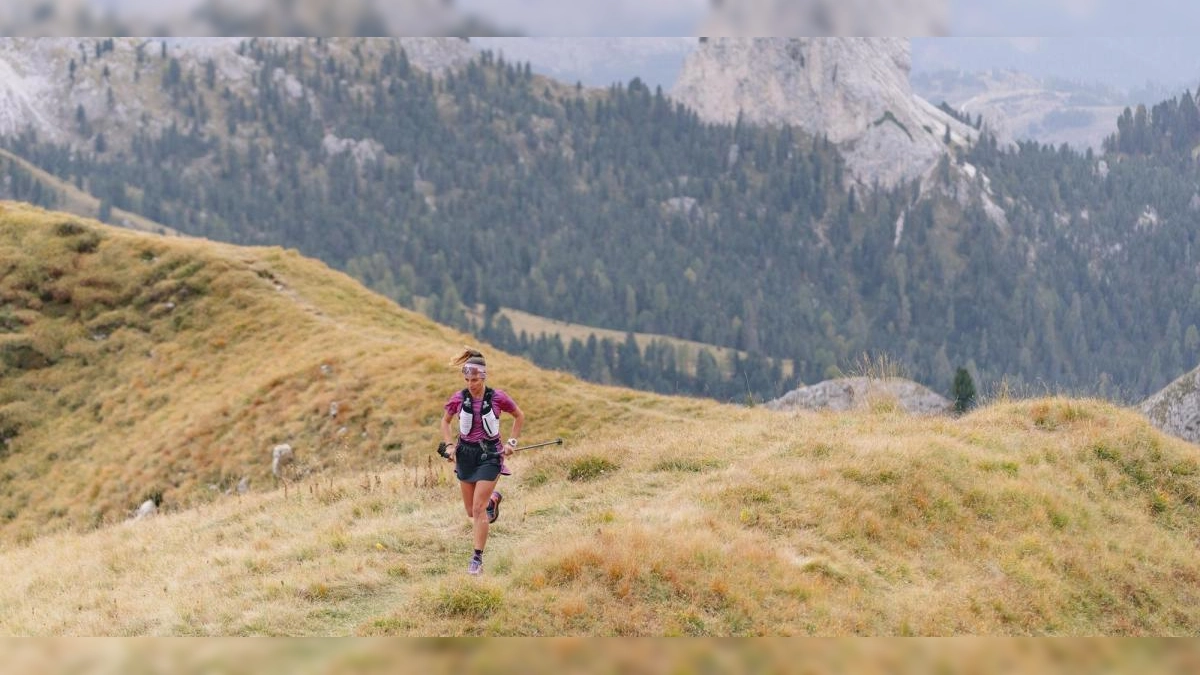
[671,38,977,188]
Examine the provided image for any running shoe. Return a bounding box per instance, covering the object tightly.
[468,554,483,576]
[486,491,502,524]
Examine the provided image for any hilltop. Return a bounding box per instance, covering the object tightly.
[0,200,647,543]
[1,203,1200,635]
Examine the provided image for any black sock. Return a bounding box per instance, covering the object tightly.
[474,549,483,559]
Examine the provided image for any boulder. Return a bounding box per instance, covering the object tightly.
[766,376,951,415]
[271,443,295,478]
[132,499,157,521]
[1140,367,1200,445]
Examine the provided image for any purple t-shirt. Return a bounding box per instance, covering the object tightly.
[445,388,517,442]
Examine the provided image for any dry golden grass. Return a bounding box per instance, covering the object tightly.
[2,201,1200,637]
[0,200,625,542]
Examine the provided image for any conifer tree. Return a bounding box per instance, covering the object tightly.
[952,367,976,414]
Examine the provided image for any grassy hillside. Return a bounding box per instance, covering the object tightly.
[0,200,652,544]
[2,392,1200,636]
[2,201,1200,636]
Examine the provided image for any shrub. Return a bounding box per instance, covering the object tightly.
[71,232,102,254]
[567,456,617,481]
[432,585,503,619]
[53,221,87,237]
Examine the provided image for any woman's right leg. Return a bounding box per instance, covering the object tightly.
[460,481,476,519]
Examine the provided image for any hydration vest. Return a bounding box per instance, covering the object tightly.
[459,387,500,439]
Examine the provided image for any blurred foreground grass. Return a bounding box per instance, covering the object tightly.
[7,638,1200,674]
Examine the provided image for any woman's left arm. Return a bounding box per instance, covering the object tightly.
[506,403,525,453]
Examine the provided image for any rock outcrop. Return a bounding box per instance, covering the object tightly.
[1140,367,1200,445]
[672,38,977,188]
[0,38,476,149]
[766,376,951,415]
[271,443,295,478]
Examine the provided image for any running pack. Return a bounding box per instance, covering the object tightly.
[459,387,500,439]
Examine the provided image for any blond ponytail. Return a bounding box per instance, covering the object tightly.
[451,347,486,368]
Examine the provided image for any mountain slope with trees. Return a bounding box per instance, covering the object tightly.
[2,38,1200,404]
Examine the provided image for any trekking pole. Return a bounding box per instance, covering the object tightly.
[482,438,563,461]
[439,438,564,461]
[512,438,563,453]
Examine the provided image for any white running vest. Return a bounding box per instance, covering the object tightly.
[459,388,500,439]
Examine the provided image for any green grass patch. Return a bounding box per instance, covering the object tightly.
[842,467,900,485]
[979,460,1020,477]
[432,585,503,619]
[567,456,618,481]
[651,457,721,473]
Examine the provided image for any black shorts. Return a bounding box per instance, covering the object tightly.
[455,440,502,483]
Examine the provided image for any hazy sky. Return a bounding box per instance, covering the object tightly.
[458,0,1199,37]
[457,0,707,36]
[41,2,1200,92]
[949,1,1200,35]
[72,0,1200,37]
[911,38,1200,92]
[472,36,1200,95]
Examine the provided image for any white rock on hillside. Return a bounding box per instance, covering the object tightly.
[395,38,477,75]
[0,37,261,146]
[671,38,976,189]
[0,39,71,140]
[766,376,951,415]
[1140,367,1200,445]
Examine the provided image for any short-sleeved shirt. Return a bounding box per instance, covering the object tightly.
[445,388,517,443]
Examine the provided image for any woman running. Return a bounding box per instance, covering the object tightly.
[440,348,525,575]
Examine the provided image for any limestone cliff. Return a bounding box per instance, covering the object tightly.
[672,38,977,188]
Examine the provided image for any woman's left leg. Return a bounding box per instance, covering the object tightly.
[471,478,498,552]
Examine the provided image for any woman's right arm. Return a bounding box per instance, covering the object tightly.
[440,411,456,460]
